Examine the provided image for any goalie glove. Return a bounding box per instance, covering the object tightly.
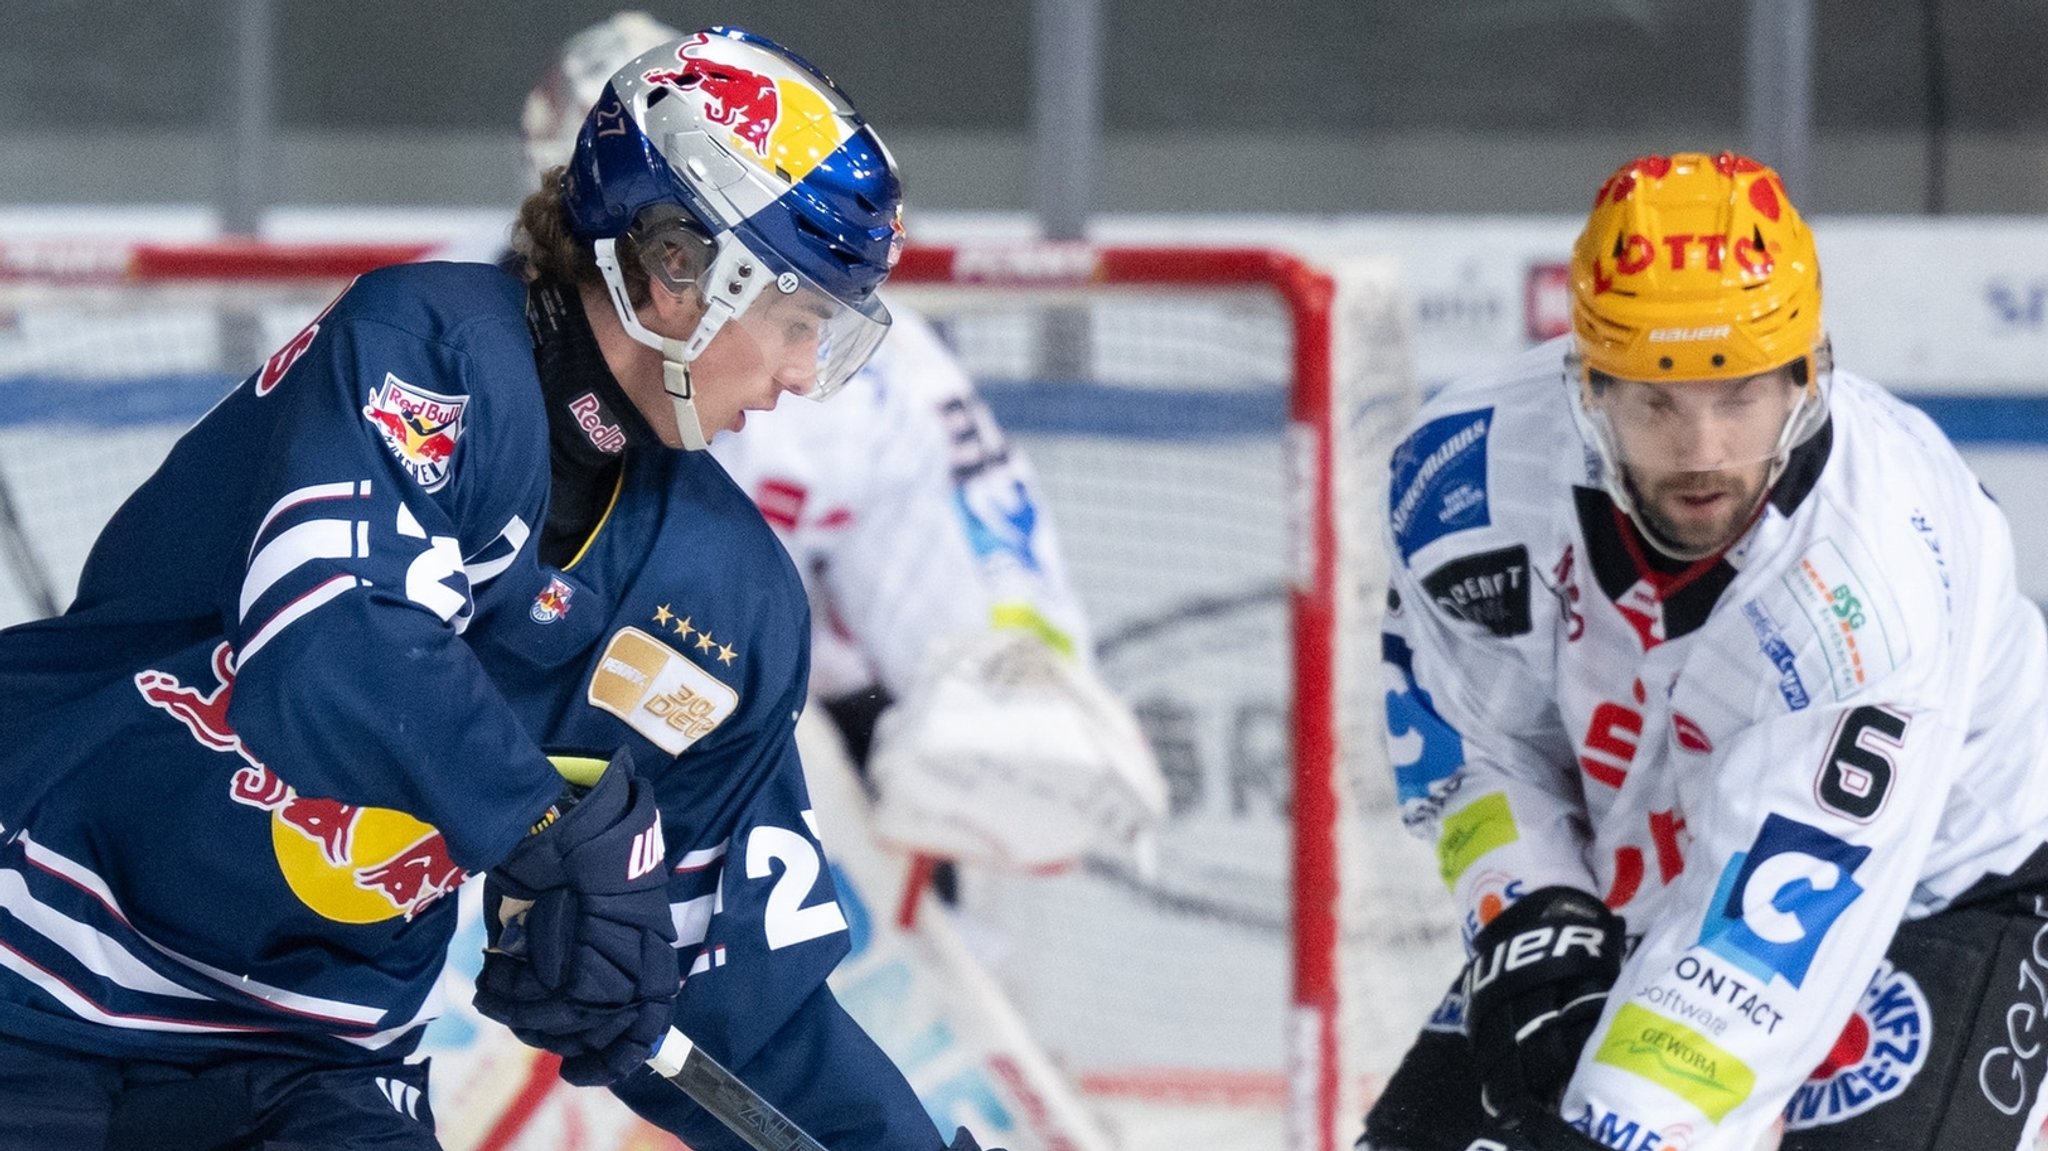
[868,629,1167,871]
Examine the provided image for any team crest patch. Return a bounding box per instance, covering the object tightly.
[363,373,467,491]
[1783,959,1929,1129]
[530,576,574,623]
[589,626,739,755]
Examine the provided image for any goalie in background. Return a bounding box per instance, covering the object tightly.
[1361,152,2048,1151]
[0,24,1000,1151]
[520,11,1169,889]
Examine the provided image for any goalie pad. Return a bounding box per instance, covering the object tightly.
[867,629,1167,871]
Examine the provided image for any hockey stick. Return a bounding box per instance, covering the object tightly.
[642,1026,831,1151]
[0,471,58,619]
[520,755,833,1151]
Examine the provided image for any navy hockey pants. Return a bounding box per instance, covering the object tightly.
[0,1034,438,1150]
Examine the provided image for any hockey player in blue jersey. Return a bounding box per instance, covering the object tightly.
[0,26,993,1151]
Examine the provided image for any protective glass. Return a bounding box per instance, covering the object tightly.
[1583,366,1807,476]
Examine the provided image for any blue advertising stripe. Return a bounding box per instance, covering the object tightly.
[0,374,2044,445]
[1893,394,2048,446]
[0,373,238,427]
[976,380,1288,439]
[978,380,1286,438]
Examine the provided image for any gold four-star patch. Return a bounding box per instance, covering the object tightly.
[654,604,738,664]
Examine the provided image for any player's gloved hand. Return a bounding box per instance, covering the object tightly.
[869,629,1167,872]
[1462,885,1624,1115]
[1456,1105,1609,1151]
[944,1128,1006,1151]
[473,747,679,1086]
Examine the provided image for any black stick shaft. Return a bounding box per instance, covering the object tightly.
[646,1027,831,1151]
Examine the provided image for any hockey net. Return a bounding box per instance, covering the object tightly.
[0,238,1458,1151]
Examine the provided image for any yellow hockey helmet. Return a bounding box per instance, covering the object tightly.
[1565,152,1831,560]
[1569,151,1824,386]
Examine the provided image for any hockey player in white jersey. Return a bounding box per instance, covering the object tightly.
[522,11,1166,879]
[1360,151,2048,1151]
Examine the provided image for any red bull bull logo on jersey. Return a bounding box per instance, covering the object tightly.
[136,642,466,923]
[642,32,853,184]
[531,576,575,624]
[362,372,467,491]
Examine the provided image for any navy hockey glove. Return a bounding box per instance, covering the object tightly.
[945,1128,1006,1151]
[474,748,679,1086]
[1462,886,1624,1115]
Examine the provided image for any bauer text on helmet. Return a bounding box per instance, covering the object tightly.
[1564,152,1830,561]
[562,27,904,412]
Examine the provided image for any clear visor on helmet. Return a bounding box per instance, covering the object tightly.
[1582,364,1810,476]
[638,217,890,401]
[727,272,890,400]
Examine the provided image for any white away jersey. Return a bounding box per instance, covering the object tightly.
[709,303,1091,699]
[1382,337,2048,1149]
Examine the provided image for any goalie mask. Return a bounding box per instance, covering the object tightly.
[1565,151,1830,559]
[561,26,904,448]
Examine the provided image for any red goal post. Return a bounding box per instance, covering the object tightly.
[0,236,1445,1151]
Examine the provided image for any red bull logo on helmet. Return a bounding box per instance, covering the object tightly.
[642,32,853,185]
[362,372,467,491]
[136,642,466,923]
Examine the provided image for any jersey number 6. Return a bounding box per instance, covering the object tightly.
[1815,705,1908,822]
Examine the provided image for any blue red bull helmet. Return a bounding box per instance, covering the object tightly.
[561,26,902,444]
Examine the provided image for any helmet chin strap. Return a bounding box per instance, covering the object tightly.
[593,237,721,451]
[660,352,710,452]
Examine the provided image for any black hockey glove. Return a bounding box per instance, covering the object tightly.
[945,1128,1006,1151]
[1462,885,1624,1115]
[474,748,679,1086]
[1459,1105,1610,1151]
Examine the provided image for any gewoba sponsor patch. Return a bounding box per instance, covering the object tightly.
[1594,1002,1756,1122]
[1421,544,1531,637]
[362,373,467,491]
[1388,408,1492,561]
[1437,792,1517,888]
[588,627,739,755]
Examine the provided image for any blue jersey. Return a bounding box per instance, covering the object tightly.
[0,263,935,1150]
[488,418,937,1150]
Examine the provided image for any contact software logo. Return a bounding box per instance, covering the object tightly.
[1698,813,1869,988]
